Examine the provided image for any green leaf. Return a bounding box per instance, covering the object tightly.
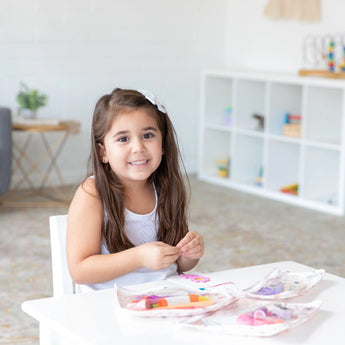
[16,83,48,110]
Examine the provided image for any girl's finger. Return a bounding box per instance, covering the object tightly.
[176,234,192,248]
[162,252,181,265]
[177,231,200,248]
[181,236,202,251]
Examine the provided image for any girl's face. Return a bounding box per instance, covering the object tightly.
[100,108,163,187]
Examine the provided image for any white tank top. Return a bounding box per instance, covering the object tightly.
[76,183,178,292]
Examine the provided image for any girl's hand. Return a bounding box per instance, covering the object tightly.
[176,231,204,260]
[138,242,181,271]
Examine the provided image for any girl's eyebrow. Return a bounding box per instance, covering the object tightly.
[143,126,158,132]
[113,130,129,137]
[113,127,158,137]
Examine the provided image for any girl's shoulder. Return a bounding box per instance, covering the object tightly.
[81,176,97,194]
[72,176,100,205]
[69,176,102,218]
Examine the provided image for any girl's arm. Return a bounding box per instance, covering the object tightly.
[67,178,180,285]
[176,231,205,273]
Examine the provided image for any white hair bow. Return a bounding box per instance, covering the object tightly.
[137,89,167,114]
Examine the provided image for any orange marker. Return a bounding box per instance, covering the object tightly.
[151,294,211,309]
[153,299,214,309]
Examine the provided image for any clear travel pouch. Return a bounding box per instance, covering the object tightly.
[243,267,325,299]
[114,280,239,318]
[181,298,322,336]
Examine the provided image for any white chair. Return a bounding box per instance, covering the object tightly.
[49,214,75,296]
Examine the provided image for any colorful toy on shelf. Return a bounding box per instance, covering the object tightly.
[216,157,230,178]
[283,124,301,137]
[284,113,301,124]
[280,183,298,196]
[224,106,232,126]
[255,166,264,187]
[283,112,301,138]
[300,33,345,78]
[328,40,335,72]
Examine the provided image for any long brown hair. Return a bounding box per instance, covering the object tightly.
[88,88,189,253]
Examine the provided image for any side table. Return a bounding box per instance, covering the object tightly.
[1,118,80,207]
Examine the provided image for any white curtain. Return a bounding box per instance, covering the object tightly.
[264,0,321,22]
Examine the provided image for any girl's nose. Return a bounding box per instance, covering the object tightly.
[131,137,145,153]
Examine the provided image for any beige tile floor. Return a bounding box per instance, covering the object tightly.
[1,175,344,344]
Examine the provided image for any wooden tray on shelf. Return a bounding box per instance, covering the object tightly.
[299,69,345,79]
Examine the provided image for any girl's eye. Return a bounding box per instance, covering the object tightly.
[118,136,129,143]
[143,133,154,139]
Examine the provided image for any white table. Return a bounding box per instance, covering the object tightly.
[22,261,345,344]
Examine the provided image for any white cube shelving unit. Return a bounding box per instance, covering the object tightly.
[198,70,345,215]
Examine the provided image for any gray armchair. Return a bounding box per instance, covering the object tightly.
[0,107,12,195]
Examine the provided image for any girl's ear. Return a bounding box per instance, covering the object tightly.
[97,143,108,163]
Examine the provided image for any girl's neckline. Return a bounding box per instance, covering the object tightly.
[125,184,157,216]
[88,175,157,216]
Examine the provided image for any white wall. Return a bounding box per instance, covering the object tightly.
[0,0,227,186]
[5,0,343,188]
[225,0,345,72]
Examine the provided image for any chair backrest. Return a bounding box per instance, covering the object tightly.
[49,214,75,296]
[0,107,12,195]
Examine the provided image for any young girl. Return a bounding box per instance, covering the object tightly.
[67,88,204,291]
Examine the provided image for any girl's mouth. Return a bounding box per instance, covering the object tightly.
[129,160,148,165]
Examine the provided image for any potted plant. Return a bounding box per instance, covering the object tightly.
[16,83,48,119]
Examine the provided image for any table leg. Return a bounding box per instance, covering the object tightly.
[39,131,68,193]
[3,130,72,207]
[12,134,65,193]
[11,135,36,192]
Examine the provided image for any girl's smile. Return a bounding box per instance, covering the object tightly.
[128,159,149,166]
